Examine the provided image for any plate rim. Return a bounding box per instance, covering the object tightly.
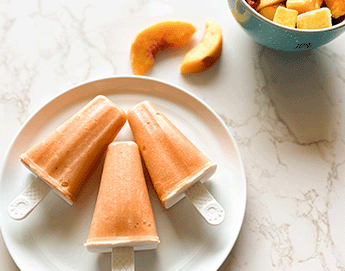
[0,75,247,271]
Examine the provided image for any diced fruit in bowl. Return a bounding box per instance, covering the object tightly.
[180,18,222,74]
[228,0,345,51]
[248,0,345,29]
[130,21,196,75]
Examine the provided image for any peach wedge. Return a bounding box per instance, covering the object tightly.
[180,18,222,74]
[130,21,196,75]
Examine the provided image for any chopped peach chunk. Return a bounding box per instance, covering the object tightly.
[324,0,345,19]
[286,0,320,13]
[297,8,332,28]
[273,6,299,28]
[315,0,324,9]
[256,0,285,11]
[259,3,284,20]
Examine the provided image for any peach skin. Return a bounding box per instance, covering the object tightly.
[131,21,196,75]
[180,18,222,74]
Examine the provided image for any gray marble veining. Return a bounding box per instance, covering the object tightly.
[1,0,345,270]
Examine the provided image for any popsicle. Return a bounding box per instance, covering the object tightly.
[8,95,127,220]
[85,141,159,270]
[127,101,225,225]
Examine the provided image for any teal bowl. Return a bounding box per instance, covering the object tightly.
[227,0,345,50]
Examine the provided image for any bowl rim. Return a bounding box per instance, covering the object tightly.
[237,0,345,33]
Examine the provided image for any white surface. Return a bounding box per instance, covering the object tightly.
[0,76,246,271]
[1,0,345,270]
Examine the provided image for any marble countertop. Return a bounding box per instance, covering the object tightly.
[1,0,345,270]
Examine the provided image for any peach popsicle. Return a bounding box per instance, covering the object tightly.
[8,95,126,220]
[127,101,225,225]
[85,142,159,270]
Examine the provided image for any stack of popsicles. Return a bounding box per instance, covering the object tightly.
[12,96,225,270]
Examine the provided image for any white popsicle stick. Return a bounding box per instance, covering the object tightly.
[112,247,135,271]
[184,181,225,225]
[8,177,51,220]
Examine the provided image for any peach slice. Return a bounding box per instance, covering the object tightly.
[130,21,196,75]
[180,18,222,74]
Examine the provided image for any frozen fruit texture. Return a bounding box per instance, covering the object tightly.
[85,141,159,253]
[127,101,217,208]
[20,95,126,204]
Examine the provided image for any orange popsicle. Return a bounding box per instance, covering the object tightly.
[127,101,217,209]
[20,95,126,204]
[85,141,159,253]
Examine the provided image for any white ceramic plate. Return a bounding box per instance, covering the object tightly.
[0,76,246,271]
